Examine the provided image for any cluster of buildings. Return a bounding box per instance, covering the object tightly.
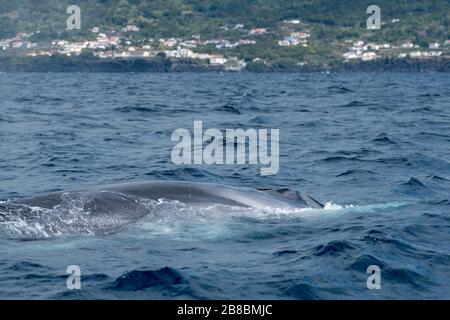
[278,19,310,47]
[94,45,245,69]
[48,33,121,57]
[405,50,442,59]
[2,20,450,68]
[278,32,310,47]
[342,40,450,62]
[0,21,311,60]
[0,19,312,70]
[0,24,251,70]
[0,32,37,51]
[343,41,391,61]
[157,37,256,50]
[402,41,449,59]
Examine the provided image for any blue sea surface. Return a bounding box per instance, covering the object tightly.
[0,72,449,299]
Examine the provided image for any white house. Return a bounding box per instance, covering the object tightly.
[122,25,139,32]
[209,54,227,65]
[429,43,440,49]
[362,52,377,61]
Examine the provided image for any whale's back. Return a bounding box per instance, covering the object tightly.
[12,181,323,210]
[1,181,324,238]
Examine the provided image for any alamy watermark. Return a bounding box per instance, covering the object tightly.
[366,5,381,30]
[66,265,81,290]
[66,5,81,30]
[366,265,381,290]
[171,121,279,175]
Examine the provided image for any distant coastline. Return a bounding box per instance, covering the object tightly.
[1,56,450,73]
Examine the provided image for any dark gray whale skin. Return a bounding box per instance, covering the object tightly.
[6,181,324,210]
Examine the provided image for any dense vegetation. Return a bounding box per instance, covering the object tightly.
[1,0,449,42]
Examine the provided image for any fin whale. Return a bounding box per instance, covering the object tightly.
[0,181,323,237]
[6,180,324,210]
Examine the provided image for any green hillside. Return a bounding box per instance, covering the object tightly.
[1,0,449,41]
[1,0,450,71]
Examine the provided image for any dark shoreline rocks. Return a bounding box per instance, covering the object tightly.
[1,56,450,73]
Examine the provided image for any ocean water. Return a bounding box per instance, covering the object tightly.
[0,72,449,299]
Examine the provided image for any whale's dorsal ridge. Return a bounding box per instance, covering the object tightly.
[257,188,324,209]
[299,192,324,209]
